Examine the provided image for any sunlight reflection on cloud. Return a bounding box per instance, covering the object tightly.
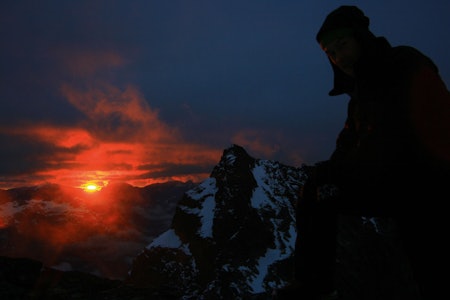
[0,49,221,189]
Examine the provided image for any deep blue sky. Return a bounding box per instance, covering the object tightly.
[1,0,449,189]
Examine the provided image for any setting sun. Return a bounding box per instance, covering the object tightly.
[81,182,102,193]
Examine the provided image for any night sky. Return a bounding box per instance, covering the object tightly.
[1,0,450,189]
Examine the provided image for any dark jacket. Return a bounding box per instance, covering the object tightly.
[317,35,450,215]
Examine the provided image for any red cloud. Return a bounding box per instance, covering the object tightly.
[60,83,177,143]
[0,48,224,189]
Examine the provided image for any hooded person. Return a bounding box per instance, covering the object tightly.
[316,5,372,96]
[276,5,450,300]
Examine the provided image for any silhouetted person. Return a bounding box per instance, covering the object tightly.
[277,5,450,300]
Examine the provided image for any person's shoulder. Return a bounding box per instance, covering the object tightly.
[390,45,438,72]
[391,45,426,59]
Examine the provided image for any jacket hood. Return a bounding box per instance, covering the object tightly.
[316,6,370,44]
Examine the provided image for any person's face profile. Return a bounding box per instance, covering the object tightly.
[321,35,362,77]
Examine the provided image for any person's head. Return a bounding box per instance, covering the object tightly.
[316,6,371,77]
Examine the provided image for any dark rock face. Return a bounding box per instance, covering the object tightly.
[0,255,179,300]
[335,215,420,300]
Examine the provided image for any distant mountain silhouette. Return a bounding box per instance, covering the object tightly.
[0,180,196,279]
[0,145,420,299]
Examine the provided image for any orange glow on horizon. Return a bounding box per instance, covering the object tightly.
[0,49,226,190]
[0,118,220,190]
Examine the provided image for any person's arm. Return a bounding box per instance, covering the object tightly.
[312,98,358,185]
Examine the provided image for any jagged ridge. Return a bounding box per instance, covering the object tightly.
[127,144,306,298]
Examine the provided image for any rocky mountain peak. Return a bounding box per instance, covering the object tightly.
[127,144,304,298]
